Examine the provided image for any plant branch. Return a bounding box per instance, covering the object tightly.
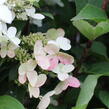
[73,40,93,75]
[102,0,109,10]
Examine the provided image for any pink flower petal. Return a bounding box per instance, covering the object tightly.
[58,52,74,64]
[34,40,45,56]
[57,28,65,37]
[7,50,15,58]
[44,44,59,55]
[27,71,38,87]
[37,56,50,70]
[48,56,59,71]
[18,75,27,84]
[67,76,80,88]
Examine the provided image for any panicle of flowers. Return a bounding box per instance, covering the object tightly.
[0,0,45,59]
[7,0,45,25]
[0,1,80,108]
[15,28,80,109]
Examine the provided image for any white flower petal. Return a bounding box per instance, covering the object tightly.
[32,13,45,20]
[0,5,13,24]
[28,85,40,98]
[19,59,37,75]
[48,40,59,48]
[26,59,37,71]
[0,0,7,5]
[10,37,21,46]
[9,37,20,46]
[0,42,7,58]
[18,63,27,75]
[0,22,7,33]
[54,81,68,95]
[38,96,50,109]
[31,19,42,27]
[37,91,55,109]
[7,27,17,38]
[56,37,71,50]
[52,64,62,74]
[11,11,15,21]
[6,27,21,46]
[62,64,75,73]
[27,71,38,87]
[25,7,35,16]
[58,73,69,81]
[1,22,7,33]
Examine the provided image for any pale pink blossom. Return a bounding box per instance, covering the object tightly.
[37,91,55,109]
[34,40,50,70]
[54,76,80,95]
[0,42,17,58]
[52,63,75,81]
[34,40,74,72]
[28,74,47,98]
[18,59,37,85]
[37,76,80,109]
[18,59,47,98]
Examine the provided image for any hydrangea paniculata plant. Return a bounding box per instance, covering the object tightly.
[0,0,80,109]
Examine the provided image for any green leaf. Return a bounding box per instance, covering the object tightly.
[86,62,109,76]
[74,0,103,13]
[33,1,40,8]
[73,20,109,40]
[72,75,101,109]
[0,95,25,109]
[42,12,54,19]
[90,41,107,58]
[99,91,109,108]
[71,4,107,22]
[73,20,94,40]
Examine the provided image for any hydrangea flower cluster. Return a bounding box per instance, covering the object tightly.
[0,0,44,45]
[18,29,80,109]
[0,0,44,56]
[0,0,80,109]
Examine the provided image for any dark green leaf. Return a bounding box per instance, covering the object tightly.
[42,12,54,19]
[86,62,109,75]
[74,0,103,13]
[99,91,109,108]
[33,1,40,8]
[90,41,107,58]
